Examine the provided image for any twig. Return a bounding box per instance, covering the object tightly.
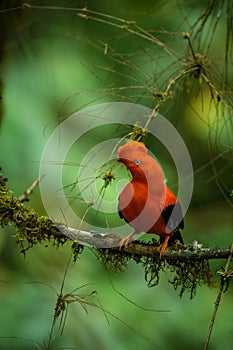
[203,243,233,350]
[18,175,45,202]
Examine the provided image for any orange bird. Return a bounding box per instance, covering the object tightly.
[118,140,184,258]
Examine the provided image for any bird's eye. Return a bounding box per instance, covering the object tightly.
[135,159,141,165]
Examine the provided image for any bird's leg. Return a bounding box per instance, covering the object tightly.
[119,231,136,250]
[157,235,170,259]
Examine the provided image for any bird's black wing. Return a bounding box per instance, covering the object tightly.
[161,202,184,245]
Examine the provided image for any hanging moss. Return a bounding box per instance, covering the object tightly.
[167,258,213,299]
[72,242,84,262]
[139,255,165,287]
[96,248,132,272]
[95,246,214,298]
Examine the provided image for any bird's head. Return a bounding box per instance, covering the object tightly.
[117,141,164,189]
[118,141,147,166]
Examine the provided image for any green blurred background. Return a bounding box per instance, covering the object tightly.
[0,1,232,349]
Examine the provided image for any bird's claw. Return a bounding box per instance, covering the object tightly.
[157,236,169,259]
[157,244,166,259]
[119,237,132,250]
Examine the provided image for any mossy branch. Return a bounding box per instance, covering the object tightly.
[54,223,231,260]
[0,185,231,260]
[1,179,232,299]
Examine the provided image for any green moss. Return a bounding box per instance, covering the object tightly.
[0,182,214,298]
[0,187,67,255]
[96,248,131,272]
[129,123,148,141]
[72,242,84,262]
[139,255,165,287]
[95,245,214,298]
[167,259,213,299]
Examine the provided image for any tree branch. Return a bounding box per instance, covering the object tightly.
[0,182,231,261]
[54,223,232,261]
[1,183,232,299]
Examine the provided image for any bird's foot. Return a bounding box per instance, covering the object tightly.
[157,236,169,259]
[119,232,135,250]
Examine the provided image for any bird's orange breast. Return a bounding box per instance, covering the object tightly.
[118,180,167,234]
